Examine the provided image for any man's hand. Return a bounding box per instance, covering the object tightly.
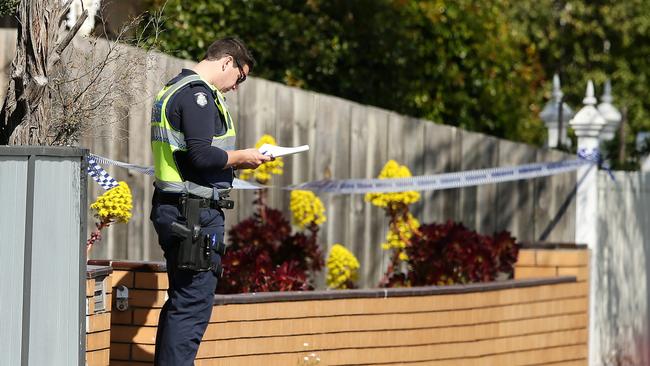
[226,148,272,169]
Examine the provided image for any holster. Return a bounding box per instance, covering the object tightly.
[170,197,227,273]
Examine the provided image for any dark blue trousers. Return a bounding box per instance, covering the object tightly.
[150,200,224,366]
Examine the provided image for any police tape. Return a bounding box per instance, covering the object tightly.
[87,153,266,190]
[87,156,120,190]
[88,151,600,193]
[289,159,590,194]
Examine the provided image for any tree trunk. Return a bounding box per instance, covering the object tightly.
[0,0,86,145]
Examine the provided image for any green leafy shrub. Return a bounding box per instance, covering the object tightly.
[0,0,19,16]
[143,0,545,144]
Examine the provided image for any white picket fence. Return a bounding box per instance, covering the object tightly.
[595,170,650,365]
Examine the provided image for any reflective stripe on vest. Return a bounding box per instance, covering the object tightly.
[155,181,231,200]
[211,88,237,150]
[151,74,236,198]
[151,125,186,150]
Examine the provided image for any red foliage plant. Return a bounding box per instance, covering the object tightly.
[217,206,324,294]
[402,221,519,287]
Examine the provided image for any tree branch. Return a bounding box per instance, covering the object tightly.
[58,0,74,22]
[50,8,88,66]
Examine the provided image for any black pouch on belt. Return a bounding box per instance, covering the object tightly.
[170,197,213,272]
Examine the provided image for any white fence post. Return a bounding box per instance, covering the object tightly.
[570,80,606,365]
[597,79,622,142]
[540,74,574,148]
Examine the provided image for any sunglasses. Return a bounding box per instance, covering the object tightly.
[234,59,246,85]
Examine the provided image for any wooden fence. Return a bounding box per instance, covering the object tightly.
[0,30,577,288]
[593,171,650,365]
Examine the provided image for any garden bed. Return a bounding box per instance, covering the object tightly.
[91,245,589,365]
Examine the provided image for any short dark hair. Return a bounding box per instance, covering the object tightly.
[204,37,256,72]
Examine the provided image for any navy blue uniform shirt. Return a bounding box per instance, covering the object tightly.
[164,69,233,188]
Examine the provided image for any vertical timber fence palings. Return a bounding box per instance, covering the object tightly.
[596,170,650,366]
[0,31,578,290]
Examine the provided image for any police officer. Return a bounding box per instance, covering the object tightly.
[149,37,270,365]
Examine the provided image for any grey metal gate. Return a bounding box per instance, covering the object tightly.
[0,146,87,366]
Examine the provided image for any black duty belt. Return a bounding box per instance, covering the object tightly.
[154,191,235,210]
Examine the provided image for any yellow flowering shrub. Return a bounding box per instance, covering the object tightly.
[367,160,423,286]
[326,244,360,289]
[90,181,133,223]
[239,134,284,184]
[365,160,420,209]
[290,190,326,229]
[382,212,420,261]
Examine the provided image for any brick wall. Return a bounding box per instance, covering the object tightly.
[91,259,589,366]
[86,266,113,366]
[515,245,589,283]
[108,264,168,366]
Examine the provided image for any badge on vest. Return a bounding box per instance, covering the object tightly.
[195,92,208,107]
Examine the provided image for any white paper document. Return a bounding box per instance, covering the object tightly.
[258,144,309,157]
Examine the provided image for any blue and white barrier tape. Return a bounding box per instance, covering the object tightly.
[577,147,615,181]
[89,153,154,176]
[87,156,119,190]
[577,148,602,164]
[88,150,601,193]
[88,153,265,190]
[289,159,589,194]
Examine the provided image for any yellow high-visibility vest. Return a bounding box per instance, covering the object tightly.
[150,75,236,198]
